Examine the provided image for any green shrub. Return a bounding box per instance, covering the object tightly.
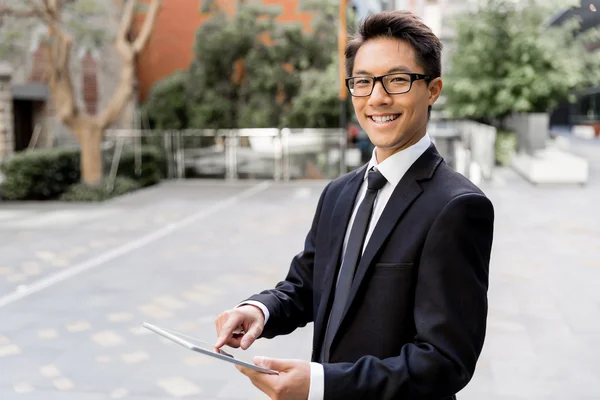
[0,147,80,200]
[142,70,190,129]
[495,130,517,166]
[0,145,163,201]
[60,177,140,202]
[111,145,165,187]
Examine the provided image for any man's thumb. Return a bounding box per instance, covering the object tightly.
[253,356,284,371]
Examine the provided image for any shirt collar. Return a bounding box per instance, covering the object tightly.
[364,134,431,188]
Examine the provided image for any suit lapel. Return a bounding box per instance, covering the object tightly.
[313,164,368,353]
[332,144,443,346]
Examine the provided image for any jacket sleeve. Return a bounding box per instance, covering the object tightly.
[246,182,330,338]
[323,192,495,399]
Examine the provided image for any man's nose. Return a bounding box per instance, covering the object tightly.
[368,81,392,105]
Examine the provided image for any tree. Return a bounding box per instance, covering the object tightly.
[0,0,161,185]
[143,0,353,130]
[444,0,600,126]
[142,70,188,129]
[186,3,280,129]
[283,58,353,128]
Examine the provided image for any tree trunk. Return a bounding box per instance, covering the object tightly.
[78,125,103,186]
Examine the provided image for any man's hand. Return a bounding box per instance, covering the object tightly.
[215,305,265,350]
[236,357,310,400]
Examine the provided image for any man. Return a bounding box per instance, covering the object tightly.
[215,10,494,400]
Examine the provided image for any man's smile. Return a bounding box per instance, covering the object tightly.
[368,113,402,125]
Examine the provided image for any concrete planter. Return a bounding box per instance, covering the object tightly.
[507,112,589,184]
[505,112,549,155]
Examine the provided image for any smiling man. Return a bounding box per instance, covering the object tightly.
[215,11,495,400]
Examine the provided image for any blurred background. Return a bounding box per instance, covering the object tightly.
[0,0,598,399]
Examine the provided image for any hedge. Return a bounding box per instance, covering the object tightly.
[60,177,141,202]
[0,145,164,201]
[115,146,165,187]
[0,147,81,200]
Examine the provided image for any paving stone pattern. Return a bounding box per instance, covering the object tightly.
[0,159,599,399]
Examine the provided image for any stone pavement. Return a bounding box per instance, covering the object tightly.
[1,158,599,399]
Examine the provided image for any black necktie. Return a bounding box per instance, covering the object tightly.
[320,168,387,362]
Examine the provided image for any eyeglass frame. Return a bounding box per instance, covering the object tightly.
[345,72,435,97]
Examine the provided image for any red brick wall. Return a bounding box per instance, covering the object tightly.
[81,51,98,115]
[29,41,50,83]
[133,0,315,102]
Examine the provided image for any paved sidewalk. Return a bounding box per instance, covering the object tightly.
[0,168,599,399]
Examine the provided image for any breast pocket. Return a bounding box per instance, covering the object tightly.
[371,263,415,292]
[375,262,414,270]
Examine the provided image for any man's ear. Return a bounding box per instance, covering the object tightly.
[428,77,443,106]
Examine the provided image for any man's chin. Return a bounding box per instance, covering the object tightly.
[372,141,415,158]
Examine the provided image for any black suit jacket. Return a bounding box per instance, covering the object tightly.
[248,144,495,399]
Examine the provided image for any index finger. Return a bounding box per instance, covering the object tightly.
[215,316,242,348]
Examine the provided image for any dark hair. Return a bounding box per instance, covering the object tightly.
[345,11,443,79]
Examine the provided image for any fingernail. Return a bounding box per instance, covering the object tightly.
[253,356,264,365]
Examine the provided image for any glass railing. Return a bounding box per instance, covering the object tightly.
[104,128,352,181]
[104,121,495,182]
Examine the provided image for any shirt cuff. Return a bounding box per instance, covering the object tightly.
[237,301,270,325]
[308,362,324,400]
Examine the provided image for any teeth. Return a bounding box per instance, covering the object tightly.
[371,114,399,123]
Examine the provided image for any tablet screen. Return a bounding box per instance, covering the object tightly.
[142,322,279,375]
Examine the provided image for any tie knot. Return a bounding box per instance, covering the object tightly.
[367,168,387,191]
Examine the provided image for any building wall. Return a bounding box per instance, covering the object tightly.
[0,65,14,159]
[0,0,130,150]
[352,0,396,19]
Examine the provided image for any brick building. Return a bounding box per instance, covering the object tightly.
[0,0,127,160]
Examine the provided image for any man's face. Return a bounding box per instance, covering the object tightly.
[350,37,442,161]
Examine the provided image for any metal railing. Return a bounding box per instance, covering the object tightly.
[104,121,496,183]
[104,128,350,181]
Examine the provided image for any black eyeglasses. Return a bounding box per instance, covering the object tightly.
[345,72,434,97]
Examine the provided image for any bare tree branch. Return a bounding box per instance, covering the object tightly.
[11,0,59,26]
[114,0,136,60]
[99,0,160,129]
[98,64,135,129]
[132,0,160,53]
[46,30,83,126]
[46,0,59,13]
[116,0,136,46]
[0,5,43,18]
[38,0,84,128]
[23,0,43,9]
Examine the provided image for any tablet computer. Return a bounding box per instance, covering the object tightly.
[142,322,279,375]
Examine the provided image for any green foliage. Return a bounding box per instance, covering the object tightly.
[141,71,190,129]
[186,3,285,129]
[143,0,351,129]
[114,146,165,187]
[60,177,140,202]
[63,0,111,48]
[0,148,80,200]
[0,146,163,201]
[0,29,25,58]
[283,60,351,128]
[200,0,218,14]
[495,130,517,166]
[444,0,600,122]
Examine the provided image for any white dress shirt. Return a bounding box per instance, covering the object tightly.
[243,134,431,399]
